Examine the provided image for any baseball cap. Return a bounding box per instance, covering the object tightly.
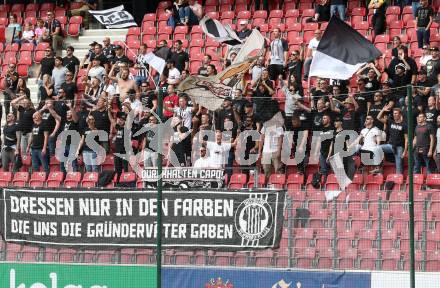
[239,20,247,25]
[430,46,439,52]
[114,45,123,50]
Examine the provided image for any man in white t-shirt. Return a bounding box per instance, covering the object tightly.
[303,29,322,80]
[352,115,383,175]
[194,145,216,168]
[164,94,197,129]
[205,130,237,169]
[259,123,284,181]
[167,60,181,85]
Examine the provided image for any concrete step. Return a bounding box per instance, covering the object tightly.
[66,34,127,44]
[81,29,128,37]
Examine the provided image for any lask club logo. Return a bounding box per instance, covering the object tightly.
[235,196,273,242]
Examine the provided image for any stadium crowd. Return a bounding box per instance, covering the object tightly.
[0,0,439,188]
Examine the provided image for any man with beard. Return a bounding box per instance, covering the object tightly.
[378,106,408,174]
[368,92,386,130]
[329,94,359,132]
[111,68,138,101]
[423,96,438,126]
[90,97,111,152]
[318,114,334,182]
[415,69,432,109]
[62,46,80,79]
[297,98,329,131]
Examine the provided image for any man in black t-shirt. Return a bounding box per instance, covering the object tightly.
[44,11,63,56]
[378,106,407,174]
[102,37,116,62]
[2,113,19,171]
[90,44,109,71]
[416,0,434,49]
[109,111,130,182]
[111,45,130,66]
[319,114,334,179]
[368,92,386,130]
[413,112,435,173]
[11,97,35,153]
[415,69,432,109]
[36,48,55,99]
[171,40,189,72]
[329,94,359,132]
[38,99,61,157]
[90,97,111,152]
[60,71,77,101]
[387,46,418,85]
[289,115,309,174]
[426,47,440,83]
[62,46,80,78]
[27,112,49,173]
[59,103,79,174]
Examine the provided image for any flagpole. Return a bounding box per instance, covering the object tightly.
[120,41,159,90]
[121,40,163,286]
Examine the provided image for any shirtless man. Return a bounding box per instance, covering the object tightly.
[109,67,137,101]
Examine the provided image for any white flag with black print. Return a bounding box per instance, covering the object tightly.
[309,16,382,80]
[90,5,137,29]
[200,16,243,46]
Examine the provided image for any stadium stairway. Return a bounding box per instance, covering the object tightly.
[26,29,129,105]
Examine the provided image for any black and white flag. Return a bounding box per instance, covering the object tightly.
[90,5,137,29]
[200,16,242,46]
[309,16,382,80]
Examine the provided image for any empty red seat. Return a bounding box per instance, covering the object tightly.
[81,172,99,188]
[47,171,64,188]
[254,10,268,19]
[64,172,81,188]
[386,5,401,15]
[12,172,29,187]
[29,172,47,188]
[228,173,247,189]
[426,174,440,188]
[0,171,12,187]
[248,174,266,188]
[268,173,286,188]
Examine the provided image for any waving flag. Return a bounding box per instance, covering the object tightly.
[200,16,243,46]
[233,29,266,64]
[309,16,382,80]
[90,5,137,29]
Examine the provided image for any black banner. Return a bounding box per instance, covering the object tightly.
[1,189,285,249]
[141,168,225,189]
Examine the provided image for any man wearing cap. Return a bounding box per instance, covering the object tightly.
[236,20,251,40]
[111,45,130,66]
[426,46,440,83]
[268,28,289,81]
[415,69,432,109]
[80,41,98,69]
[329,93,359,132]
[387,46,418,85]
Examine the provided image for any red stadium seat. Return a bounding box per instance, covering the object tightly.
[220,11,235,20]
[55,7,67,17]
[254,10,268,19]
[81,172,99,188]
[0,171,12,187]
[5,43,19,52]
[119,172,136,183]
[268,173,286,188]
[47,171,64,188]
[237,10,251,20]
[248,173,266,188]
[285,9,300,19]
[12,172,29,187]
[29,172,47,188]
[386,6,401,15]
[64,172,82,188]
[11,4,25,15]
[351,7,366,16]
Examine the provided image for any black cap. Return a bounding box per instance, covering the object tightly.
[334,116,342,122]
[114,45,123,50]
[430,46,439,52]
[89,41,98,46]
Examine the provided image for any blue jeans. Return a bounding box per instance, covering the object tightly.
[167,15,176,29]
[31,148,49,173]
[82,150,100,172]
[48,135,57,157]
[135,75,148,87]
[60,146,78,174]
[319,153,330,175]
[330,5,346,20]
[380,144,404,174]
[412,1,420,18]
[414,149,432,174]
[416,28,430,49]
[178,6,198,25]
